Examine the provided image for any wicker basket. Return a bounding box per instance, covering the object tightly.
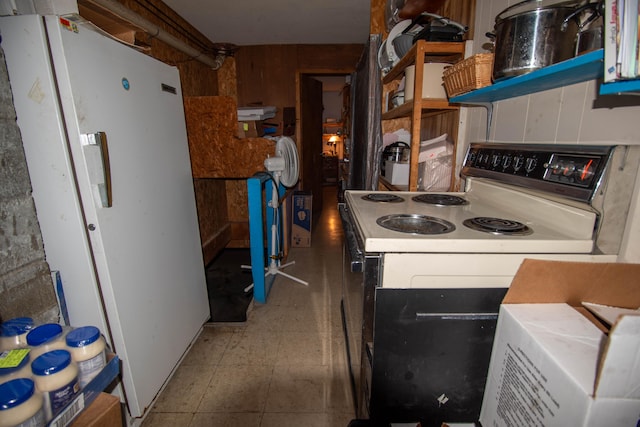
[442,53,494,98]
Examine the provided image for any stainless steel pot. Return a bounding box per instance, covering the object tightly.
[384,141,410,163]
[576,7,603,55]
[381,141,410,174]
[489,0,593,81]
[576,19,602,55]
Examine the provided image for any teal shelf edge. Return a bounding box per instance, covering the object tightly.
[600,78,640,95]
[450,49,604,104]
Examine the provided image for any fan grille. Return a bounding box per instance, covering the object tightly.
[276,137,299,188]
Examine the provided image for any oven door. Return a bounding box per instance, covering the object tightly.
[339,203,378,418]
[370,287,507,426]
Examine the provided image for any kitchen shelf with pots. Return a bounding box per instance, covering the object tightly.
[449,49,639,103]
[381,40,466,191]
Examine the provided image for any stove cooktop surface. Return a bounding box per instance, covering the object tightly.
[344,180,597,253]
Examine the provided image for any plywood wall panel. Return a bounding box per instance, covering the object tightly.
[194,179,230,265]
[371,0,386,36]
[218,57,237,98]
[382,117,411,135]
[225,180,251,247]
[184,96,275,178]
[225,181,250,221]
[192,136,275,178]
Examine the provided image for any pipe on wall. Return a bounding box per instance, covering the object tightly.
[85,0,226,69]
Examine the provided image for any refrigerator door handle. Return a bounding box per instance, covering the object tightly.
[81,132,113,207]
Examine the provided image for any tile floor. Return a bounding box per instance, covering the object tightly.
[141,186,354,427]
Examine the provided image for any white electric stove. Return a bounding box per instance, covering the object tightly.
[339,143,640,424]
[342,143,640,289]
[345,179,597,254]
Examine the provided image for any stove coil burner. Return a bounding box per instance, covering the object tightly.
[362,193,404,203]
[412,194,469,206]
[463,217,533,236]
[377,214,456,235]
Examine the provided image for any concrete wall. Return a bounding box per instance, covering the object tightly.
[0,47,58,323]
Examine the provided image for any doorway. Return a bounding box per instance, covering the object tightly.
[296,71,352,213]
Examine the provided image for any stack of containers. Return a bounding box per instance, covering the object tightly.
[0,318,107,426]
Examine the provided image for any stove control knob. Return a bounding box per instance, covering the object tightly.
[525,158,537,173]
[491,154,501,168]
[501,155,512,170]
[545,161,562,174]
[467,151,478,165]
[576,162,595,182]
[562,162,576,176]
[513,155,525,172]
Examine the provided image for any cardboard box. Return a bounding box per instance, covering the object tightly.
[70,393,122,427]
[291,192,312,247]
[480,259,640,427]
[237,120,264,138]
[384,161,409,185]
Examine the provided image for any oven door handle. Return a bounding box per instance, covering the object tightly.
[416,312,499,321]
[339,204,364,273]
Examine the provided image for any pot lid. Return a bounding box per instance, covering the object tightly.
[496,0,586,22]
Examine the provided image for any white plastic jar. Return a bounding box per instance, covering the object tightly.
[0,318,34,351]
[0,350,31,386]
[26,324,66,360]
[0,378,46,427]
[65,326,106,388]
[31,350,79,421]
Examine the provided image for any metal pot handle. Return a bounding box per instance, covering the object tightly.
[560,1,601,32]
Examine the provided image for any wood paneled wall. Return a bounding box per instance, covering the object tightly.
[235,45,364,110]
[232,44,363,244]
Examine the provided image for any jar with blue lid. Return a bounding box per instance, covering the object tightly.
[65,326,106,388]
[0,350,31,386]
[0,378,45,427]
[26,323,67,360]
[0,318,34,351]
[31,350,79,421]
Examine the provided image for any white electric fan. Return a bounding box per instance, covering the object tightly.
[242,136,308,291]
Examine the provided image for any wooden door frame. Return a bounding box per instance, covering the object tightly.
[295,68,355,190]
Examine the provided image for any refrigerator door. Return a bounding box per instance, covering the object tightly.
[2,15,209,418]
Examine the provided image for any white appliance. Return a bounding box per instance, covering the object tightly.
[340,143,640,424]
[346,178,613,289]
[1,15,210,420]
[345,143,640,286]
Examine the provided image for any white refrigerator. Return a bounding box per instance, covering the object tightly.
[1,14,210,419]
